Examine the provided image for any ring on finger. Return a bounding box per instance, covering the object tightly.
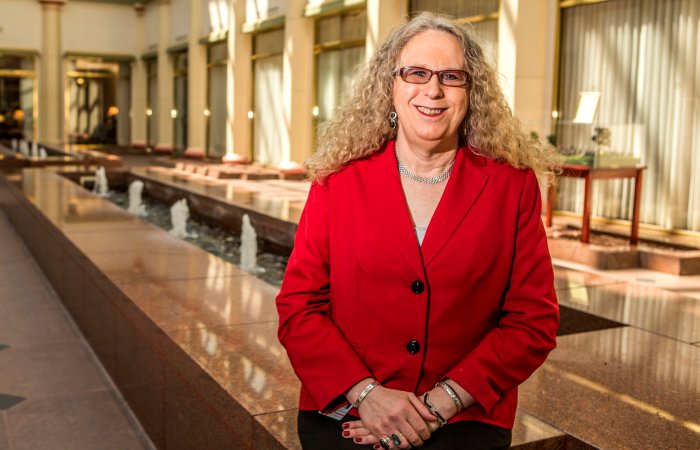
[379,437,391,449]
[391,433,402,446]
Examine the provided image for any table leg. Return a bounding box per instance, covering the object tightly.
[581,173,592,243]
[546,179,555,227]
[630,169,643,245]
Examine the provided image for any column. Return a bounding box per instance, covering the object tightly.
[365,0,405,59]
[498,0,558,138]
[223,0,252,163]
[281,0,314,168]
[185,0,206,157]
[116,63,131,146]
[38,0,65,146]
[131,3,148,149]
[156,0,174,152]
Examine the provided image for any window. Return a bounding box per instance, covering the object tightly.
[555,0,700,231]
[314,9,366,133]
[252,28,285,165]
[66,58,120,146]
[411,0,499,18]
[146,58,158,148]
[0,55,35,142]
[410,0,499,66]
[207,42,228,158]
[173,52,188,154]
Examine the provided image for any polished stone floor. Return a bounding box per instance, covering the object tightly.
[519,260,700,449]
[0,209,155,450]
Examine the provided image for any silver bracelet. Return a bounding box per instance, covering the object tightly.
[352,381,380,409]
[436,381,464,412]
[422,392,448,427]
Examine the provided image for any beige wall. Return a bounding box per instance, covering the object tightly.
[144,2,160,52]
[498,0,558,139]
[62,2,136,54]
[171,0,190,44]
[187,0,207,154]
[227,0,252,160]
[245,0,286,22]
[131,6,148,147]
[0,0,42,50]
[366,0,405,59]
[202,0,229,34]
[282,0,314,165]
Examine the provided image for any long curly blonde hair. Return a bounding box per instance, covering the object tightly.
[307,12,560,183]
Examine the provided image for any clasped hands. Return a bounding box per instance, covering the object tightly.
[343,380,460,449]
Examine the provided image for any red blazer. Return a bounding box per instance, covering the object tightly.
[277,140,559,429]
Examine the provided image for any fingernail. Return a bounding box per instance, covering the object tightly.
[343,431,350,437]
[373,445,380,450]
[354,437,362,443]
[342,422,350,429]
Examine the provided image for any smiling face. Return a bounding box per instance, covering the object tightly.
[392,29,469,151]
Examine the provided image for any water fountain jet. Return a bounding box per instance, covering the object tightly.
[240,214,263,274]
[169,198,196,238]
[127,180,147,216]
[93,167,110,197]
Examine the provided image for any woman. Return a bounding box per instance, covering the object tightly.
[277,12,560,450]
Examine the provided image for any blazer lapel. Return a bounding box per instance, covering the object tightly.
[363,141,426,279]
[420,146,489,268]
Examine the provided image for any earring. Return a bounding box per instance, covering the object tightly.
[389,111,398,129]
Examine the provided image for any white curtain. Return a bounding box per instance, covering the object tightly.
[557,0,700,232]
[315,10,366,128]
[208,62,227,157]
[254,56,284,165]
[20,77,34,140]
[147,60,158,147]
[174,72,188,152]
[316,47,365,122]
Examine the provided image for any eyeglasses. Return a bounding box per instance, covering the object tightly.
[394,66,470,87]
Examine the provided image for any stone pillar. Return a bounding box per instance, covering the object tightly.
[365,0,405,60]
[185,0,206,157]
[281,0,314,167]
[156,0,174,152]
[498,0,558,138]
[116,62,131,146]
[131,3,148,149]
[223,0,252,163]
[38,0,65,146]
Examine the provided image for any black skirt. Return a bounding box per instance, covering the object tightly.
[297,410,512,450]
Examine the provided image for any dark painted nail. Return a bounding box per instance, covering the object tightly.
[342,422,350,429]
[343,430,350,437]
[354,437,362,443]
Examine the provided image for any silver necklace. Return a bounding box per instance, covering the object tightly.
[395,147,455,184]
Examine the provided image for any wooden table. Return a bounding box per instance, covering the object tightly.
[546,164,645,245]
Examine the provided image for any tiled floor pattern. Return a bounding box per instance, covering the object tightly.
[0,210,154,450]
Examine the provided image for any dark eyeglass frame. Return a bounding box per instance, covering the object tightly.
[393,66,471,87]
